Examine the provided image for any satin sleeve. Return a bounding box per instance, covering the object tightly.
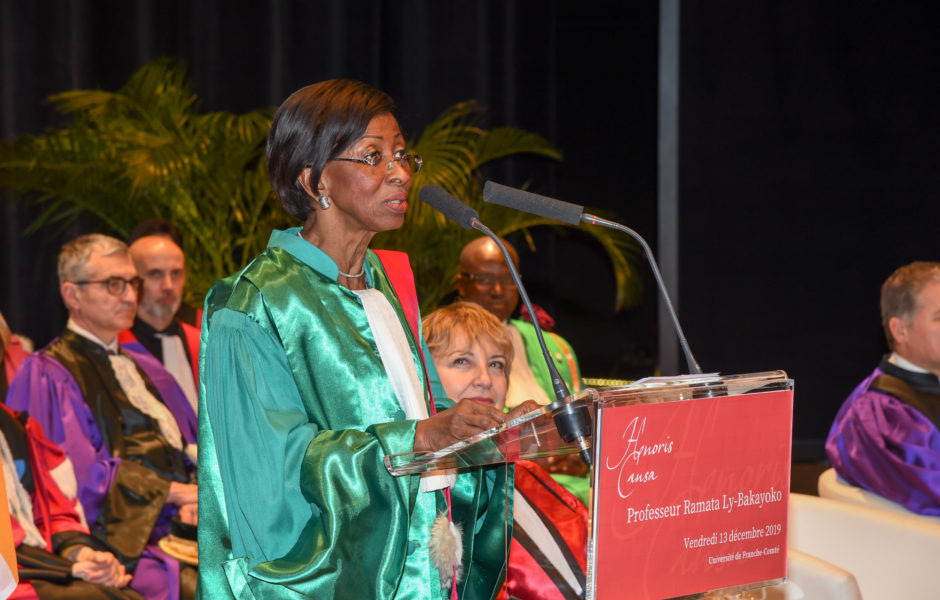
[826,390,940,515]
[202,308,421,599]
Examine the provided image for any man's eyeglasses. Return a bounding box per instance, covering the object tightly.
[459,272,516,289]
[332,151,423,173]
[72,276,143,296]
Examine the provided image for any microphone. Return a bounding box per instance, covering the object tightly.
[480,183,584,226]
[418,184,594,466]
[417,183,479,228]
[483,180,702,375]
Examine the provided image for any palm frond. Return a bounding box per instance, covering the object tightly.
[379,103,643,313]
[1,59,642,314]
[0,59,280,304]
[475,127,562,166]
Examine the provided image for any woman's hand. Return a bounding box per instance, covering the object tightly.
[69,546,132,588]
[414,398,542,452]
[414,399,505,452]
[506,400,541,419]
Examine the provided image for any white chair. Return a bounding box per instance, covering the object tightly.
[762,549,861,600]
[788,492,940,600]
[817,466,940,523]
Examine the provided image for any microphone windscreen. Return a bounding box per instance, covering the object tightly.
[483,181,584,226]
[418,184,479,229]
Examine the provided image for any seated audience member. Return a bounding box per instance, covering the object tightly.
[2,403,143,599]
[827,261,940,515]
[423,302,589,600]
[4,310,89,536]
[456,236,581,408]
[119,220,199,412]
[129,219,201,328]
[6,234,198,600]
[2,311,29,399]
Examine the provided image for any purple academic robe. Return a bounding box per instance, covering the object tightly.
[825,367,940,515]
[5,336,197,600]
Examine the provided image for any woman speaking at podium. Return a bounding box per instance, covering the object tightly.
[197,80,522,599]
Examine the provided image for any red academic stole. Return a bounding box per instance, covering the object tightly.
[374,250,460,599]
[3,338,28,388]
[373,250,422,350]
[118,321,200,383]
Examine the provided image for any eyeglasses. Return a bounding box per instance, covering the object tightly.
[459,272,516,289]
[72,276,143,296]
[332,151,423,173]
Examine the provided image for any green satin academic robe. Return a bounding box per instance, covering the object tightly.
[197,228,510,600]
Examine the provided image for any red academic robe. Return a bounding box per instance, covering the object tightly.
[499,461,589,600]
[2,404,142,599]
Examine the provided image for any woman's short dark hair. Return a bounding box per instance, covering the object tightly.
[267,79,396,221]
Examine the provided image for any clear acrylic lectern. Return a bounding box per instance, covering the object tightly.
[385,371,794,600]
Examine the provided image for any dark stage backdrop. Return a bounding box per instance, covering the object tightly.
[2,1,937,453]
[679,3,940,451]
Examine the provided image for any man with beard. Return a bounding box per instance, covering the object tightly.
[119,220,199,414]
[7,234,198,600]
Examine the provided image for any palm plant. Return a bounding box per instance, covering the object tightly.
[0,58,282,307]
[1,59,643,313]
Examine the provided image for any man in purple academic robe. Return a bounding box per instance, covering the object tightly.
[826,261,940,516]
[6,234,198,600]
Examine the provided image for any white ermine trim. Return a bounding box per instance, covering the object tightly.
[429,512,463,588]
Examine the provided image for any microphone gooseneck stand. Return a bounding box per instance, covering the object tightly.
[418,184,595,466]
[482,180,703,375]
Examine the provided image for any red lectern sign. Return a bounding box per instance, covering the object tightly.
[593,390,792,599]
